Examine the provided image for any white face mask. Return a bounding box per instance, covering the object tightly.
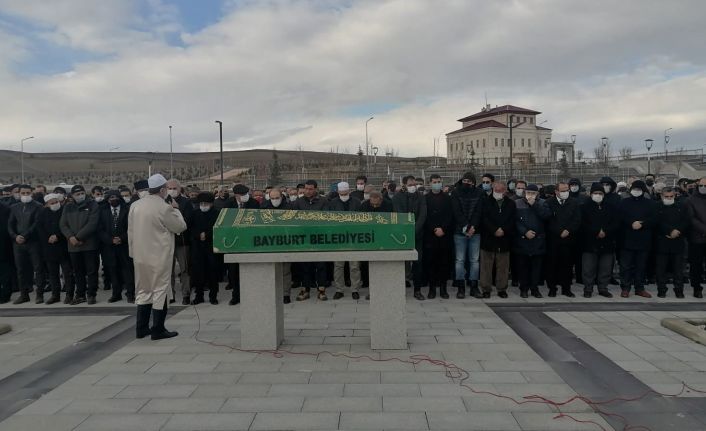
[265,195,270,201]
[168,190,179,198]
[20,195,33,204]
[357,184,365,191]
[58,194,65,202]
[603,185,611,193]
[271,198,282,207]
[339,194,350,202]
[289,195,297,201]
[558,191,570,200]
[200,205,211,212]
[240,193,250,202]
[406,186,417,194]
[662,198,675,206]
[630,189,643,198]
[49,202,61,212]
[526,193,537,202]
[699,185,706,195]
[138,191,148,199]
[13,193,20,201]
[515,189,525,197]
[94,196,104,203]
[493,192,504,201]
[363,193,370,200]
[591,193,604,203]
[123,196,131,203]
[73,193,86,203]
[298,193,304,198]
[570,185,579,193]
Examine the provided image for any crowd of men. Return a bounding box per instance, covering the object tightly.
[2,172,706,308]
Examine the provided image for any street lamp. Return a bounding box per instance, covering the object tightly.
[645,139,654,175]
[365,117,374,175]
[215,121,223,186]
[664,128,673,161]
[20,136,34,184]
[169,125,174,179]
[601,137,609,166]
[372,146,379,165]
[109,146,120,188]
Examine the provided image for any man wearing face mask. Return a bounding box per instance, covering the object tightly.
[618,180,656,298]
[262,189,296,303]
[328,182,363,300]
[166,179,193,305]
[8,185,46,304]
[91,186,112,293]
[451,172,483,299]
[685,177,706,298]
[654,187,688,298]
[360,191,392,212]
[385,182,397,203]
[580,183,619,298]
[190,192,222,305]
[134,179,149,200]
[119,186,134,206]
[129,174,187,340]
[351,176,367,201]
[98,190,135,303]
[479,182,515,299]
[232,184,260,210]
[225,184,261,305]
[480,173,494,197]
[37,194,74,304]
[293,180,330,301]
[514,184,551,298]
[644,174,656,198]
[506,179,517,199]
[510,180,527,201]
[60,185,100,305]
[394,175,428,300]
[0,200,12,303]
[424,175,453,299]
[544,182,582,297]
[508,180,527,287]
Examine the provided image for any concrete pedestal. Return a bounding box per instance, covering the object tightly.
[224,250,417,350]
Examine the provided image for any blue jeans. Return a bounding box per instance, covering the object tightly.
[454,233,481,281]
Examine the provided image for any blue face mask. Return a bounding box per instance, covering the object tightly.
[431,183,443,192]
[481,183,491,192]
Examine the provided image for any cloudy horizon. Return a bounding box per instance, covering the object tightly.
[0,0,704,158]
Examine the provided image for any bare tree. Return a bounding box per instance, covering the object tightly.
[619,146,633,160]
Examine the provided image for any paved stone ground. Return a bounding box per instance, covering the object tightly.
[1,282,705,430]
[549,310,706,397]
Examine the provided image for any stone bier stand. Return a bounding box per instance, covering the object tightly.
[214,208,418,350]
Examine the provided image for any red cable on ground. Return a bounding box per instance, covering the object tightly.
[190,304,706,431]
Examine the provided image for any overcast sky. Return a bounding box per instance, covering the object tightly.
[0,0,704,158]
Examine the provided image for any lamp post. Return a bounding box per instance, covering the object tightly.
[645,139,654,175]
[570,134,576,166]
[601,137,609,166]
[215,121,223,186]
[664,128,672,161]
[372,146,379,165]
[109,146,120,188]
[169,125,174,178]
[365,117,374,175]
[20,136,34,184]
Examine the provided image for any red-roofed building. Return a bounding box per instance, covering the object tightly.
[446,104,553,166]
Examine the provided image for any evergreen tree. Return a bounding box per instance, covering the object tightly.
[268,150,283,185]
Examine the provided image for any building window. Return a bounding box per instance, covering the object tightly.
[495,138,498,146]
[501,138,504,147]
[528,138,532,145]
[495,157,498,165]
[530,117,533,124]
[523,116,527,122]
[482,139,486,148]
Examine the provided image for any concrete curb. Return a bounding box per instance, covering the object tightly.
[661,318,706,345]
[0,323,11,336]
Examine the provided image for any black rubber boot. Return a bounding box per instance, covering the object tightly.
[439,286,449,299]
[427,286,436,299]
[151,302,178,340]
[469,280,483,299]
[136,304,152,339]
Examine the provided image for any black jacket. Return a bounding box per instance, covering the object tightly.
[580,199,619,253]
[685,193,706,245]
[263,200,293,210]
[60,200,100,252]
[545,196,582,244]
[168,195,194,247]
[98,203,129,247]
[480,195,516,253]
[8,200,43,243]
[328,196,362,212]
[37,207,70,261]
[424,191,454,249]
[514,198,552,256]
[0,203,12,262]
[292,195,329,211]
[619,195,657,251]
[655,202,689,254]
[392,191,427,236]
[360,200,393,212]
[191,207,220,250]
[451,182,483,234]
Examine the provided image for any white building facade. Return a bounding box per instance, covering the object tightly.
[446,105,553,166]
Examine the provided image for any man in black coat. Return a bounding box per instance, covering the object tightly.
[225,184,261,305]
[424,174,453,299]
[479,182,515,298]
[330,182,363,300]
[393,175,428,300]
[450,171,483,299]
[361,192,392,212]
[262,188,296,303]
[0,201,13,303]
[545,182,582,297]
[655,187,689,298]
[514,184,552,298]
[580,183,619,298]
[685,177,706,298]
[8,184,46,304]
[293,180,330,301]
[37,194,75,304]
[99,191,135,303]
[190,192,223,305]
[618,180,656,298]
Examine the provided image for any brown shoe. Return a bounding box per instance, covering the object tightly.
[317,289,328,301]
[620,290,630,298]
[635,290,652,298]
[296,289,310,301]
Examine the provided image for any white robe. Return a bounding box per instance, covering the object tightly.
[128,194,187,309]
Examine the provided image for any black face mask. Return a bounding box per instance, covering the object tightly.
[646,180,655,186]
